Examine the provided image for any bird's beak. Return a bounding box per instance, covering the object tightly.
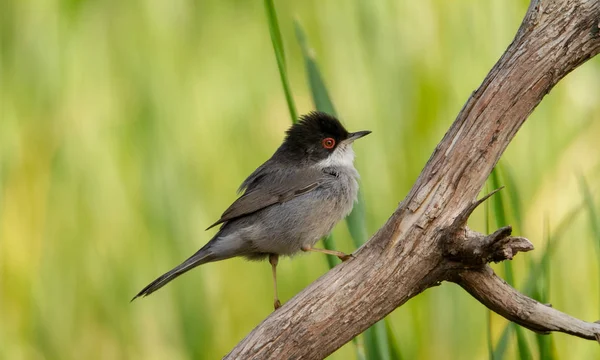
[347,130,372,142]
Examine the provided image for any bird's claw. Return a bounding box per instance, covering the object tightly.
[338,253,354,262]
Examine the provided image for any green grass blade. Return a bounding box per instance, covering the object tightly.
[493,324,514,360]
[347,190,369,247]
[295,19,390,360]
[364,321,391,360]
[578,175,600,314]
[493,174,584,360]
[542,216,551,302]
[264,0,298,122]
[262,5,362,354]
[321,234,337,269]
[294,22,336,116]
[534,216,555,360]
[579,175,600,254]
[485,186,495,360]
[534,311,555,360]
[489,166,532,360]
[491,183,583,360]
[501,162,523,233]
[521,204,582,295]
[292,20,340,263]
[264,1,343,270]
[489,167,514,285]
[487,310,494,360]
[514,327,532,360]
[294,20,368,248]
[384,319,403,360]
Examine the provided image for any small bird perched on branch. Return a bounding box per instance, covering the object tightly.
[132,112,370,309]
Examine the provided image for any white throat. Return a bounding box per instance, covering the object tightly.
[316,144,355,169]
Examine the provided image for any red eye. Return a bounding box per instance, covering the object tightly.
[322,137,336,149]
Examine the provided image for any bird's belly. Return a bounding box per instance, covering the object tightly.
[244,173,358,256]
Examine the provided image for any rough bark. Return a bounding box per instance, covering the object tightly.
[226,0,600,358]
[455,268,600,341]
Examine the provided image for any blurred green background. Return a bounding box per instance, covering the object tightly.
[1,0,600,359]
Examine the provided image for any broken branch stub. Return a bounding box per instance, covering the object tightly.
[444,225,535,266]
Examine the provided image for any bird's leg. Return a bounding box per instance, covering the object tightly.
[269,254,281,310]
[301,245,352,261]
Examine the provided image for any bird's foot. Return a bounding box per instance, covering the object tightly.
[274,299,282,310]
[338,253,354,262]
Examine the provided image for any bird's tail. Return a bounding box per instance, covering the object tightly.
[131,247,215,301]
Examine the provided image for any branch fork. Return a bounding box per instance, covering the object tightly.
[444,225,534,266]
[441,191,600,343]
[442,189,534,266]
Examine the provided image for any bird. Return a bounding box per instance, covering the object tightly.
[132,111,371,309]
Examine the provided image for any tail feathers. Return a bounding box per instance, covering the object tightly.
[131,250,214,302]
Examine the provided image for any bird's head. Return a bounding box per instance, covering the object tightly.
[276,112,371,167]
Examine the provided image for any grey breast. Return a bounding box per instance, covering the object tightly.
[246,166,358,256]
[212,165,359,259]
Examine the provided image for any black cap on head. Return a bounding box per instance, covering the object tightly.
[276,112,349,164]
[286,112,349,145]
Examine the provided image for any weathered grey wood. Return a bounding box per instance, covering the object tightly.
[226,0,600,358]
[455,267,600,340]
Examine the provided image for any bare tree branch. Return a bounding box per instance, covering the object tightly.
[226,0,600,358]
[454,267,600,341]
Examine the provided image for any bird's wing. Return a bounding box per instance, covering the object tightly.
[206,168,324,230]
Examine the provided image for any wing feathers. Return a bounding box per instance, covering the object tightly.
[206,168,324,230]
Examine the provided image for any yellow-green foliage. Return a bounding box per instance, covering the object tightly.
[1,0,599,359]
